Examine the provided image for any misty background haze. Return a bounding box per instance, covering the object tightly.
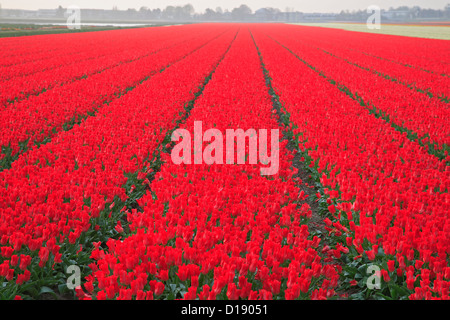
[1,0,449,13]
[0,1,449,23]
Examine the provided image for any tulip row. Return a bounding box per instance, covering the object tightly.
[0,26,238,298]
[274,26,449,102]
[261,25,449,158]
[252,26,450,300]
[321,49,449,103]
[81,28,341,301]
[0,25,220,107]
[0,26,185,68]
[0,33,79,67]
[283,25,449,77]
[1,39,134,82]
[0,26,205,81]
[0,26,230,171]
[1,24,448,301]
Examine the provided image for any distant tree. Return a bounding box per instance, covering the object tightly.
[173,6,183,19]
[125,7,137,19]
[411,6,420,17]
[261,7,280,20]
[397,6,410,11]
[232,4,252,21]
[216,7,223,14]
[241,4,252,14]
[139,6,150,18]
[204,8,215,20]
[163,5,176,19]
[56,5,65,18]
[183,4,195,17]
[152,8,162,19]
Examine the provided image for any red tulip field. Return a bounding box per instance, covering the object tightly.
[0,23,449,301]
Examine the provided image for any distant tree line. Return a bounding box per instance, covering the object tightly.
[128,4,254,21]
[84,4,450,22]
[113,4,450,21]
[1,3,449,22]
[338,5,450,21]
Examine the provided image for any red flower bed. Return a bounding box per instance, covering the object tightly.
[273,25,449,101]
[0,26,232,170]
[84,29,340,301]
[0,25,225,106]
[0,26,237,295]
[277,25,449,76]
[0,23,447,301]
[252,26,449,300]
[260,25,450,154]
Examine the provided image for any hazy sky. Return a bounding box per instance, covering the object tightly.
[1,0,448,13]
